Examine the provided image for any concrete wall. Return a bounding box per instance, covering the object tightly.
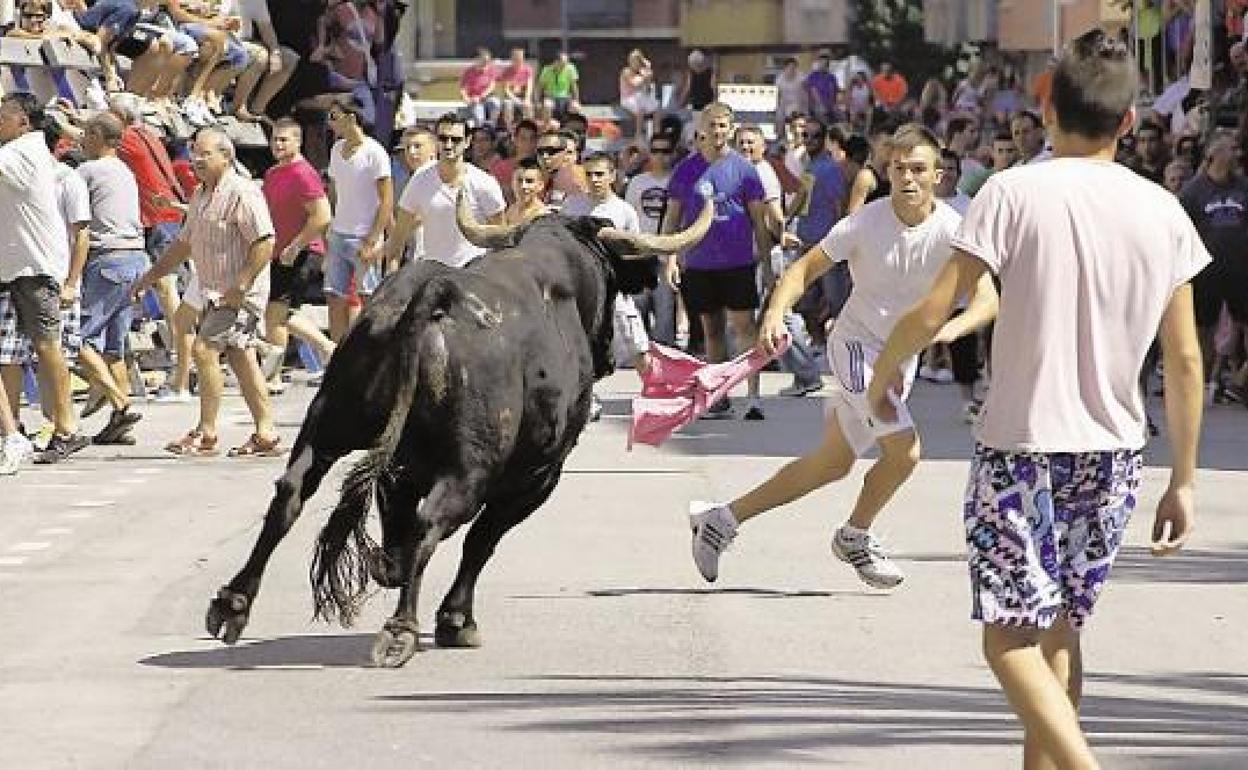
[681,0,784,48]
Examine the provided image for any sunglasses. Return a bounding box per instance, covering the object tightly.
[536,146,563,155]
[436,134,466,144]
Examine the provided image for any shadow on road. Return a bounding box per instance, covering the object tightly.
[140,633,404,669]
[371,671,1248,762]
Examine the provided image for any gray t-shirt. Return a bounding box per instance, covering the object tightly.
[77,156,146,252]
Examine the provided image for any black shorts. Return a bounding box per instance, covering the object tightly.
[0,275,62,343]
[1192,261,1248,328]
[681,265,759,316]
[269,249,320,308]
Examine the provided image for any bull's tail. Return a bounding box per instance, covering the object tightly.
[310,303,436,626]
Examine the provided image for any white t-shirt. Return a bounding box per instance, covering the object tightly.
[328,137,392,237]
[397,162,506,268]
[53,163,90,280]
[623,171,671,235]
[0,131,70,283]
[753,159,782,203]
[819,197,961,349]
[954,158,1211,452]
[560,194,640,232]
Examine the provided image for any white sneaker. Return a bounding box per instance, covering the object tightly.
[1,434,34,475]
[831,526,906,589]
[689,501,738,582]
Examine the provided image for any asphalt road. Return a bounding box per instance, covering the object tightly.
[1,372,1245,769]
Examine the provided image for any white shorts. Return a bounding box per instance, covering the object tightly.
[612,294,649,365]
[182,272,205,312]
[825,333,917,456]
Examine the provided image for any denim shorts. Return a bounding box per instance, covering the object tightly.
[964,445,1143,631]
[323,231,380,298]
[80,250,148,358]
[181,24,249,69]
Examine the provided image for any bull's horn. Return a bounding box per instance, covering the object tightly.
[456,190,519,249]
[598,196,714,256]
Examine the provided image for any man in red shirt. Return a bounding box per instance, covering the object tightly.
[459,47,499,127]
[870,61,909,112]
[108,94,196,403]
[261,119,335,391]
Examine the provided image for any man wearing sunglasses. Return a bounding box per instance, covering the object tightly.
[387,112,506,270]
[534,129,587,209]
[623,133,678,346]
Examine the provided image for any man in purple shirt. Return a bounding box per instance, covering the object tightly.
[663,102,774,420]
[804,50,840,124]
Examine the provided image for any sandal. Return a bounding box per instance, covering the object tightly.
[165,429,219,457]
[227,433,283,458]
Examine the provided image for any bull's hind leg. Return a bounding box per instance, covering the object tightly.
[435,470,562,649]
[206,393,353,645]
[367,467,425,589]
[372,472,487,668]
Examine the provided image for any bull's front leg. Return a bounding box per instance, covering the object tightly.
[206,441,344,644]
[372,473,487,667]
[436,470,561,649]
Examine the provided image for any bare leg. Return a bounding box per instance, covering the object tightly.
[230,49,269,117]
[700,311,727,363]
[731,413,855,523]
[249,49,300,116]
[31,338,77,436]
[170,302,200,394]
[326,295,357,343]
[264,302,291,386]
[0,365,21,420]
[287,312,336,363]
[77,347,129,411]
[0,375,16,437]
[224,346,276,440]
[192,339,223,440]
[727,309,760,399]
[983,622,1098,770]
[845,429,920,530]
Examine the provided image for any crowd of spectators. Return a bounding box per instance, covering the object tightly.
[1,12,1247,474]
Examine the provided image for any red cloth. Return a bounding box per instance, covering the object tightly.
[263,157,328,256]
[628,339,787,449]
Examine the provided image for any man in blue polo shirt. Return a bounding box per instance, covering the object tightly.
[663,102,773,420]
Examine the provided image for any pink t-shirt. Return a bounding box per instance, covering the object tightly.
[460,63,497,100]
[498,63,532,92]
[263,157,327,256]
[954,158,1211,452]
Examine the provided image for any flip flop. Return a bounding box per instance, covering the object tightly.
[165,429,219,457]
[227,433,283,458]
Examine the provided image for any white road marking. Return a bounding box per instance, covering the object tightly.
[35,528,72,536]
[8,542,51,553]
[63,512,95,520]
[119,478,147,485]
[0,556,28,566]
[71,500,115,508]
[132,468,164,475]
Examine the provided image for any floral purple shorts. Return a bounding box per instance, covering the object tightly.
[964,445,1142,631]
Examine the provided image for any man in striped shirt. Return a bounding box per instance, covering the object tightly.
[133,128,281,458]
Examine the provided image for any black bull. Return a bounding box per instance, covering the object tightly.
[205,199,713,667]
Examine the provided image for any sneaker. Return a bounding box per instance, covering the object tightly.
[699,396,733,420]
[934,368,954,383]
[589,393,603,422]
[743,398,765,421]
[149,387,192,404]
[32,423,56,451]
[689,502,738,582]
[831,526,906,589]
[918,364,941,382]
[33,432,92,464]
[779,379,822,397]
[1,434,34,475]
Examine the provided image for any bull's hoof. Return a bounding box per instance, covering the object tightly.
[205,587,251,645]
[371,618,421,668]
[365,546,403,589]
[434,610,481,648]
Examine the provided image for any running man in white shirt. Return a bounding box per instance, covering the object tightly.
[867,31,1207,767]
[688,124,999,589]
